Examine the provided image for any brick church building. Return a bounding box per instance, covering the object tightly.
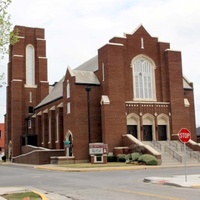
[5,25,197,163]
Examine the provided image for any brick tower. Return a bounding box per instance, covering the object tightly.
[5,26,49,158]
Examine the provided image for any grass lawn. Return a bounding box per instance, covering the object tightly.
[58,162,138,168]
[2,191,42,200]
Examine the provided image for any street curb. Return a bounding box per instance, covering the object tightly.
[32,190,48,200]
[0,187,48,200]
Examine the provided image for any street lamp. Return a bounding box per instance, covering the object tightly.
[85,86,91,144]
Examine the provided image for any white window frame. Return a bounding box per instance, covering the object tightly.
[67,81,70,98]
[28,119,31,129]
[48,115,51,144]
[26,44,35,86]
[56,112,59,142]
[131,55,156,101]
[67,102,71,114]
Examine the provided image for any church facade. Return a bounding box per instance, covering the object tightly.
[5,25,197,163]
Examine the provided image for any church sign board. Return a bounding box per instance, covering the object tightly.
[89,143,108,155]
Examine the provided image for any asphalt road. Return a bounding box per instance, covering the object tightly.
[0,164,200,200]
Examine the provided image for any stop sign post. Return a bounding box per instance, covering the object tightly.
[178,128,191,182]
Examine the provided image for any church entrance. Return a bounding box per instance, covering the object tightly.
[158,125,167,140]
[143,125,152,141]
[127,125,137,138]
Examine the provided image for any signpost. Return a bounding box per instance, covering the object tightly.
[64,140,71,169]
[178,128,191,182]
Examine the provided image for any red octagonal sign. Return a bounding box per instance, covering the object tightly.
[178,128,191,143]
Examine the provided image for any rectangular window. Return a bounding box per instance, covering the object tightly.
[28,120,31,129]
[141,37,144,49]
[56,112,59,142]
[28,106,34,113]
[94,155,103,163]
[102,63,105,81]
[67,102,71,114]
[48,116,51,143]
[67,81,70,98]
[29,92,32,103]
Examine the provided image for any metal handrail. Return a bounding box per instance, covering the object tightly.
[191,152,200,162]
[152,140,161,151]
[169,141,178,151]
[165,146,182,163]
[180,145,200,162]
[181,145,193,157]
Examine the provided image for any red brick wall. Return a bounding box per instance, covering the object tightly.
[0,123,5,153]
[98,43,127,152]
[6,26,49,157]
[13,149,65,165]
[6,25,197,163]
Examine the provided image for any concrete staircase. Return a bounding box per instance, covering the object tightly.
[142,140,200,166]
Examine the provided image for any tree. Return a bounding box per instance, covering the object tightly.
[0,73,5,87]
[0,0,18,56]
[0,0,18,86]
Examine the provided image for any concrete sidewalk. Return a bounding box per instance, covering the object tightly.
[1,163,200,199]
[144,174,200,188]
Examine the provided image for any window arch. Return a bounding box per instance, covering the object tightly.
[26,44,35,86]
[127,113,141,140]
[65,130,73,157]
[132,55,156,101]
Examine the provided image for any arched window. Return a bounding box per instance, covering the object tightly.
[26,44,35,86]
[132,56,156,101]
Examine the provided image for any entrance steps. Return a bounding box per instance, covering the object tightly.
[142,140,200,166]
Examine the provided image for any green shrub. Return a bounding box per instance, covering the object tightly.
[131,152,142,161]
[125,154,132,161]
[107,155,117,162]
[138,154,158,165]
[1,155,6,162]
[117,154,126,162]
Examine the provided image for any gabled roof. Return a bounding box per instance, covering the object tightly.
[122,24,152,38]
[35,77,64,109]
[183,76,193,90]
[75,55,98,72]
[69,67,100,85]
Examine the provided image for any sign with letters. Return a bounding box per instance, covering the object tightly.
[89,143,108,155]
[178,128,191,143]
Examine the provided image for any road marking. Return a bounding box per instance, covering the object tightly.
[110,189,185,200]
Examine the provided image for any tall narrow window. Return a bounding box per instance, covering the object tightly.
[141,37,144,49]
[48,115,51,143]
[56,112,59,142]
[26,44,35,86]
[133,57,155,100]
[67,102,71,114]
[102,63,105,81]
[67,81,70,98]
[28,119,31,129]
[29,92,32,103]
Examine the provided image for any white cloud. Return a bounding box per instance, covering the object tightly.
[1,0,200,125]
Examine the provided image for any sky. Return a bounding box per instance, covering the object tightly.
[0,0,200,126]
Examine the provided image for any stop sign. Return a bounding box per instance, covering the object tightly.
[178,128,191,143]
